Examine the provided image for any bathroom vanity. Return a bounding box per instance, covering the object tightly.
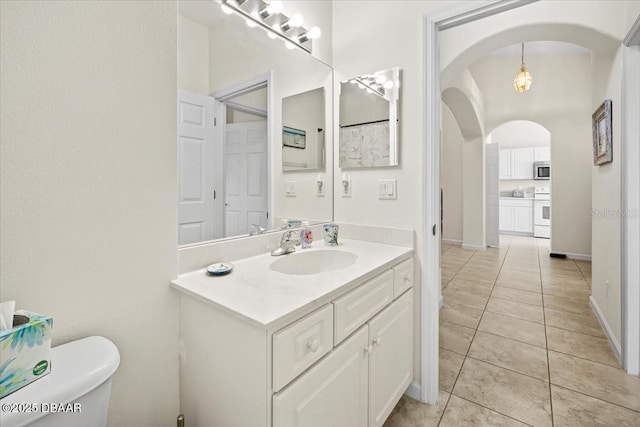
[171,239,414,427]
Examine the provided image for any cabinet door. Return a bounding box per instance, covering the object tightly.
[510,148,534,179]
[368,289,413,427]
[273,326,369,427]
[499,149,511,180]
[534,146,550,162]
[499,205,515,231]
[515,206,534,233]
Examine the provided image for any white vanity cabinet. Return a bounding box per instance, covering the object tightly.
[177,256,414,427]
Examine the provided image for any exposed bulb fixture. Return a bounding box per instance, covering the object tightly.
[514,42,533,93]
[221,4,233,14]
[246,18,257,28]
[383,80,394,89]
[280,13,303,32]
[284,40,295,50]
[259,1,283,18]
[298,26,321,43]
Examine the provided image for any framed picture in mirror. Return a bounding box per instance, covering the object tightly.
[283,127,306,149]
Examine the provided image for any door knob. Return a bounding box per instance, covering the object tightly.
[307,339,319,353]
[373,337,382,347]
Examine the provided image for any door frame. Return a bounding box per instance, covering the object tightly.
[211,71,273,236]
[422,2,640,404]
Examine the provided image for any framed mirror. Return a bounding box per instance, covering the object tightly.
[339,67,400,168]
[282,87,325,172]
[177,1,333,246]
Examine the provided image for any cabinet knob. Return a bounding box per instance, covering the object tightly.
[363,345,373,354]
[373,337,382,347]
[403,274,411,282]
[307,339,319,353]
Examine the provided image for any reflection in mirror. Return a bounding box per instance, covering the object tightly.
[282,88,325,172]
[177,1,333,246]
[339,67,400,168]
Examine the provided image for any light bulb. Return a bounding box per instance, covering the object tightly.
[266,1,283,14]
[285,41,295,50]
[357,83,365,89]
[306,26,321,39]
[375,75,387,85]
[221,4,233,14]
[289,13,303,28]
[366,88,373,94]
[383,81,394,89]
[246,18,257,27]
[267,30,277,39]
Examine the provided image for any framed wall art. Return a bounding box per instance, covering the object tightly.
[592,99,612,166]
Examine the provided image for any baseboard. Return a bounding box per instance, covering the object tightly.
[439,294,444,309]
[564,252,592,261]
[442,239,462,246]
[500,231,534,237]
[590,296,623,365]
[405,380,421,401]
[461,243,486,251]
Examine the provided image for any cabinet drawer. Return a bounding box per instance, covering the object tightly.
[273,305,334,392]
[392,258,413,298]
[333,270,394,345]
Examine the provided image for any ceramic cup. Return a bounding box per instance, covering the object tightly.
[323,223,339,246]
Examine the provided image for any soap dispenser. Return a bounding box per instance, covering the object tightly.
[300,221,313,248]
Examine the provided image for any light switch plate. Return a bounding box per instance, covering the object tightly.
[378,179,397,200]
[341,178,351,198]
[285,181,297,197]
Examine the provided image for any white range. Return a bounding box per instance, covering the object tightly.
[534,186,551,238]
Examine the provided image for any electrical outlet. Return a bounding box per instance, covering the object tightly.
[285,181,296,197]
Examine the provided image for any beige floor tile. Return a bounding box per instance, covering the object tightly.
[453,358,552,426]
[383,391,450,427]
[543,294,592,316]
[440,301,483,329]
[440,348,465,392]
[546,326,620,368]
[501,263,540,274]
[551,385,640,427]
[468,331,548,381]
[495,278,542,293]
[544,307,606,338]
[478,312,546,348]
[442,287,488,311]
[542,283,591,301]
[446,278,494,296]
[491,286,542,306]
[548,351,640,412]
[440,321,475,355]
[439,395,528,426]
[498,270,541,284]
[485,297,544,324]
[454,270,499,283]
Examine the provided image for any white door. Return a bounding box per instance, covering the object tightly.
[499,149,511,179]
[224,120,268,237]
[273,326,369,427]
[177,90,216,245]
[486,144,500,247]
[368,289,413,427]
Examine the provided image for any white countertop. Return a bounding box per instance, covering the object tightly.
[500,196,534,200]
[171,239,413,329]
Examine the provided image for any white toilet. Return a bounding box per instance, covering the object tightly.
[1,336,120,427]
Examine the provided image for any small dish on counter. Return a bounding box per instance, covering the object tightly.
[206,262,234,276]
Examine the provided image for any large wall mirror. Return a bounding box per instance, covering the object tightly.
[177,1,333,246]
[339,67,400,168]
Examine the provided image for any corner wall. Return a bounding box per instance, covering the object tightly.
[0,2,179,426]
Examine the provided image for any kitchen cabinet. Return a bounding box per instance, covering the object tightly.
[499,147,549,180]
[499,199,533,235]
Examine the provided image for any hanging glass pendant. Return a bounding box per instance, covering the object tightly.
[514,43,532,93]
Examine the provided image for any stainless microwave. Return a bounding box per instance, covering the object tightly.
[534,161,550,180]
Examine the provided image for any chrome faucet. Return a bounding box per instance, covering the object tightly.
[249,224,267,235]
[271,230,300,256]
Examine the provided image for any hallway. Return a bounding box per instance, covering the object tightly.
[385,236,640,426]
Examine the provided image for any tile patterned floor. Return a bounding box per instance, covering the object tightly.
[384,235,640,427]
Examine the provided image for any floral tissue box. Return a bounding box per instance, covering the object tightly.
[0,310,52,399]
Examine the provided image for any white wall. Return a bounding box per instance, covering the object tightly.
[470,54,593,257]
[591,48,623,345]
[441,104,463,243]
[0,2,179,426]
[178,15,209,94]
[282,88,325,170]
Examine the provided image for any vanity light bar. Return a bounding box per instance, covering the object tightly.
[219,0,320,53]
[350,77,387,99]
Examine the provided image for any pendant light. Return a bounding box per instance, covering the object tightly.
[514,43,533,93]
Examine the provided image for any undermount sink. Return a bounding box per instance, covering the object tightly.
[269,250,358,275]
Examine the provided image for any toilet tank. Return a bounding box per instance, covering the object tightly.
[0,336,120,427]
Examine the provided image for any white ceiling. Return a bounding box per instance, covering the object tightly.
[485,41,591,57]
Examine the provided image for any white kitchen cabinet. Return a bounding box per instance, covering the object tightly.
[534,146,551,162]
[510,148,534,179]
[499,199,533,235]
[499,149,511,180]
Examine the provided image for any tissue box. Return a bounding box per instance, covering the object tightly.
[0,310,52,399]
